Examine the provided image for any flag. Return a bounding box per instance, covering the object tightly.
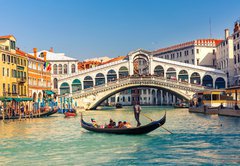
[47,63,52,71]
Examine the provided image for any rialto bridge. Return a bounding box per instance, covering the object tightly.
[58,49,227,110]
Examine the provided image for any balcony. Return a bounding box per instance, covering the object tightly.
[17,77,27,83]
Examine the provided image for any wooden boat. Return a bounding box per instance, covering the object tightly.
[64,112,77,117]
[80,112,166,135]
[174,103,189,108]
[0,108,57,120]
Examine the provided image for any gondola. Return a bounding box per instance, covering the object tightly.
[0,108,57,120]
[80,112,166,135]
[64,112,77,117]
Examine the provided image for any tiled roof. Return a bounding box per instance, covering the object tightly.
[16,49,45,62]
[102,56,126,64]
[153,39,223,54]
[0,35,15,39]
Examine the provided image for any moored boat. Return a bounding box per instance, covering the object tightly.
[0,108,57,120]
[80,112,166,135]
[64,112,77,117]
[115,103,122,109]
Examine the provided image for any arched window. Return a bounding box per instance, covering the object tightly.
[107,69,117,82]
[71,64,76,73]
[83,76,93,89]
[95,73,105,86]
[60,82,70,95]
[215,77,226,89]
[53,64,57,74]
[53,78,58,89]
[202,75,213,88]
[234,55,236,64]
[166,67,176,80]
[190,72,201,84]
[154,65,164,76]
[118,66,129,78]
[64,64,68,74]
[178,70,188,82]
[72,79,82,92]
[58,64,62,74]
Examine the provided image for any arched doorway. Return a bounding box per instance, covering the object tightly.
[166,67,176,80]
[83,76,94,89]
[60,82,70,95]
[190,72,201,84]
[95,73,105,86]
[119,66,129,78]
[215,77,226,89]
[72,79,82,92]
[178,70,188,82]
[154,65,164,76]
[133,54,149,75]
[202,75,213,88]
[107,70,117,82]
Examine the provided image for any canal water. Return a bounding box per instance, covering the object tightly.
[0,106,240,165]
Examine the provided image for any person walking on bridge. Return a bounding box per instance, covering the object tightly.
[133,101,141,127]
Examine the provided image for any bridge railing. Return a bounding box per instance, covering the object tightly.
[70,75,206,97]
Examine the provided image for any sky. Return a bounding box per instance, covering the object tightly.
[0,0,240,61]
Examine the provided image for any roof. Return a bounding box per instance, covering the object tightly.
[153,39,223,54]
[102,56,126,64]
[0,35,16,40]
[29,50,78,61]
[16,49,45,62]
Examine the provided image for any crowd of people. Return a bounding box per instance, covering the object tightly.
[91,118,132,128]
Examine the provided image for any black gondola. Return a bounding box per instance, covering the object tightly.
[80,112,166,135]
[0,108,57,120]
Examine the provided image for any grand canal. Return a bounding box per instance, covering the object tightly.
[1,106,240,165]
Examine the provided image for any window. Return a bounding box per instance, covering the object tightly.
[234,55,237,64]
[20,59,23,66]
[238,54,240,63]
[8,84,10,93]
[3,83,6,93]
[192,49,194,54]
[24,60,26,66]
[71,64,76,73]
[2,67,4,76]
[10,40,16,50]
[58,64,62,74]
[12,84,16,94]
[7,55,10,63]
[197,59,200,65]
[234,45,236,51]
[213,49,216,55]
[53,64,57,74]
[2,54,6,61]
[192,59,194,64]
[63,64,68,74]
[7,68,9,77]
[238,43,240,50]
[13,57,16,64]
[11,56,13,63]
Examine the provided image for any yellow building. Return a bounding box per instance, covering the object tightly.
[0,35,28,99]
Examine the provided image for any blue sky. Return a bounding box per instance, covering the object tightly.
[0,0,239,60]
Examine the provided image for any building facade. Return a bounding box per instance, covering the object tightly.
[26,48,52,102]
[153,39,222,68]
[233,20,240,85]
[0,35,28,99]
[216,29,234,87]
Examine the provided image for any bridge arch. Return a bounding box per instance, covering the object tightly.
[84,76,94,89]
[215,77,226,89]
[118,66,129,78]
[89,84,190,110]
[72,79,82,92]
[95,73,105,86]
[107,69,117,82]
[166,67,177,80]
[178,70,188,82]
[133,54,149,75]
[190,72,201,84]
[60,82,70,95]
[154,65,164,76]
[202,75,213,88]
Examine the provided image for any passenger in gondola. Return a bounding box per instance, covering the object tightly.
[91,118,99,128]
[123,121,132,128]
[107,119,115,128]
[117,121,124,128]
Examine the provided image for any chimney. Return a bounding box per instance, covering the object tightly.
[224,29,229,39]
[33,48,37,59]
[43,51,47,62]
[49,47,53,52]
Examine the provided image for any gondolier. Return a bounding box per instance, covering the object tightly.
[133,102,141,127]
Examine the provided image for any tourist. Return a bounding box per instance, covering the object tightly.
[123,121,132,128]
[107,119,115,128]
[220,103,224,109]
[117,121,124,128]
[91,118,99,128]
[133,101,141,127]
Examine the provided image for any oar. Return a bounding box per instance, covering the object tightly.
[141,113,173,134]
